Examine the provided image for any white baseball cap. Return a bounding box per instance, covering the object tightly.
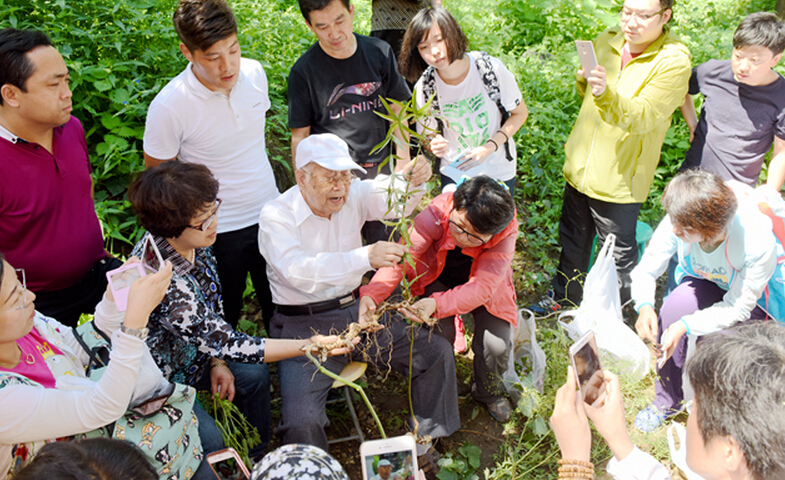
[377,459,392,467]
[295,133,367,174]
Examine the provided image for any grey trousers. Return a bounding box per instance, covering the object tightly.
[424,281,512,405]
[269,303,460,450]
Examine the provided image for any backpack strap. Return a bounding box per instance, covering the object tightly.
[474,51,513,162]
[421,65,446,136]
[72,323,112,377]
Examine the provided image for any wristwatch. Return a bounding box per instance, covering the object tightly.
[120,324,150,340]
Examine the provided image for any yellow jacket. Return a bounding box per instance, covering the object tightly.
[564,27,691,203]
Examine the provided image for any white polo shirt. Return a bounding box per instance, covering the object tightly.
[144,58,279,233]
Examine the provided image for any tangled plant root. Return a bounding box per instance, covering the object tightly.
[300,300,438,362]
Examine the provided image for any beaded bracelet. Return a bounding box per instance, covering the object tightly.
[558,459,593,468]
[559,471,594,480]
[210,361,228,369]
[486,138,499,151]
[558,466,593,473]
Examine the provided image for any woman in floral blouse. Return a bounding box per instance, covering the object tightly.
[128,161,354,461]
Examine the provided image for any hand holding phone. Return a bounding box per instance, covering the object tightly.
[207,448,250,480]
[575,40,598,78]
[569,330,606,407]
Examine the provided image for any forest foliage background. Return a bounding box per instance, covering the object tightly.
[0,0,782,477]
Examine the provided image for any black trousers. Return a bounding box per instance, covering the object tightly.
[212,224,274,330]
[34,256,123,328]
[551,183,640,306]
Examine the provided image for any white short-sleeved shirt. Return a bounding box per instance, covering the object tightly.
[414,52,522,182]
[144,58,279,233]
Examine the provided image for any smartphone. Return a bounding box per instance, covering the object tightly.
[575,40,598,78]
[206,448,250,480]
[106,263,147,312]
[569,330,606,407]
[448,152,470,168]
[141,236,165,273]
[360,435,418,480]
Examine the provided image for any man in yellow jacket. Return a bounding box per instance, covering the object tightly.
[532,0,691,314]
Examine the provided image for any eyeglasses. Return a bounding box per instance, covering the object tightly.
[187,199,222,231]
[619,6,668,21]
[448,219,489,246]
[2,269,28,314]
[304,170,356,189]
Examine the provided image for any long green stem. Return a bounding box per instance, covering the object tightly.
[305,350,386,439]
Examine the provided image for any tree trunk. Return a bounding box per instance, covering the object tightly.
[778,0,785,19]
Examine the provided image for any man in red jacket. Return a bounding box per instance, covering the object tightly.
[361,175,518,422]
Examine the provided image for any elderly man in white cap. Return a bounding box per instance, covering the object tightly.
[258,133,459,457]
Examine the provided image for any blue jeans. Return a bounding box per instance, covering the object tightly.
[193,361,271,459]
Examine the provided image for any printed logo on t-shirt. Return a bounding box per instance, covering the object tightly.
[328,82,383,119]
[691,261,730,287]
[442,92,490,151]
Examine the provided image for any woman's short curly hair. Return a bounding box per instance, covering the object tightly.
[128,161,219,238]
[661,169,737,241]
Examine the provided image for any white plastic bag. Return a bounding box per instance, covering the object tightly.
[502,308,546,404]
[558,234,651,381]
[668,423,706,480]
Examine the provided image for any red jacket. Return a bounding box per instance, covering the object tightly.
[361,192,518,326]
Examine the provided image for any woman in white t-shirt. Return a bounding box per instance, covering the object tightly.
[398,6,528,195]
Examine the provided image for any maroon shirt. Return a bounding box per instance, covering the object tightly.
[0,117,105,291]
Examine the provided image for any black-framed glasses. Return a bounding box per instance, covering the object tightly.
[619,5,668,21]
[448,219,488,246]
[1,269,28,314]
[187,199,222,231]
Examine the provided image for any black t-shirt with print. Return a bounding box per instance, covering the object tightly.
[288,34,411,165]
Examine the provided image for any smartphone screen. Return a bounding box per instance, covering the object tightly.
[361,436,418,480]
[142,237,162,272]
[109,266,144,290]
[209,456,249,480]
[570,332,605,406]
[363,451,416,480]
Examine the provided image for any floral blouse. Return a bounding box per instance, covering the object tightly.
[131,233,267,385]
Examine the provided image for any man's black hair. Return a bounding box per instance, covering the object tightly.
[173,0,238,53]
[0,28,53,106]
[452,175,515,236]
[298,0,351,24]
[687,323,785,480]
[733,12,785,55]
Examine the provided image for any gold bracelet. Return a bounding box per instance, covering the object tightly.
[210,362,228,369]
[498,130,509,143]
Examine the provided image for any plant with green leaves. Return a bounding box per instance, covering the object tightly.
[205,393,262,469]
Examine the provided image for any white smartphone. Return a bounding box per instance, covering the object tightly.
[206,448,250,480]
[141,236,165,273]
[106,263,147,312]
[575,40,598,78]
[569,330,606,407]
[360,435,418,480]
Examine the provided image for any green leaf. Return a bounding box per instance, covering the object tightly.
[532,415,549,436]
[93,80,112,92]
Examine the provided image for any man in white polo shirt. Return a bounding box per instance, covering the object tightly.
[144,0,277,328]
